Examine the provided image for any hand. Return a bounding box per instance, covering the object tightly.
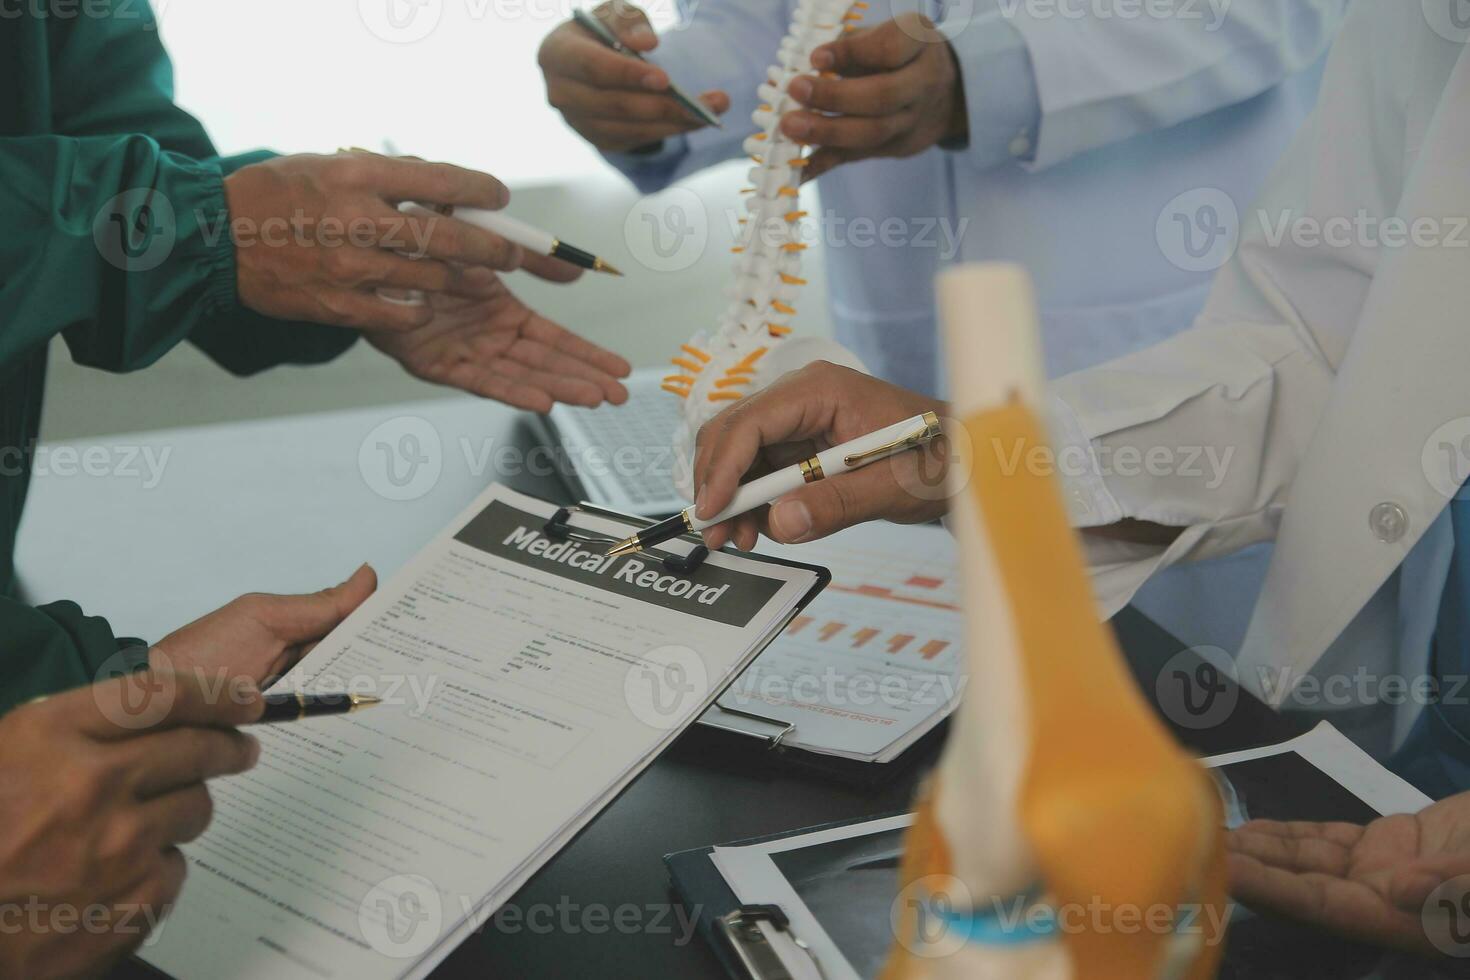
[1228,793,1470,955]
[781,13,967,181]
[692,361,950,550]
[149,565,377,689]
[0,672,263,978]
[224,151,532,332]
[365,267,632,412]
[538,2,730,152]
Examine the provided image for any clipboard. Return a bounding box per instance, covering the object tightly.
[665,814,908,980]
[548,499,831,587]
[132,483,838,980]
[554,502,946,787]
[667,725,1441,980]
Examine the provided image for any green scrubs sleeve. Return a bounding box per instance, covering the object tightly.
[0,598,148,717]
[0,3,356,380]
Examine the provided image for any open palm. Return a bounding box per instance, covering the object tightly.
[366,267,630,413]
[1228,793,1470,956]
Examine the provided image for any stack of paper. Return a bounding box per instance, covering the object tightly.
[700,523,963,764]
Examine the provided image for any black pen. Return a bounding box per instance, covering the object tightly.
[256,692,382,724]
[572,9,723,130]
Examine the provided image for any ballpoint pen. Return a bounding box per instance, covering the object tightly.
[342,147,623,276]
[256,692,383,724]
[606,411,942,557]
[399,203,623,277]
[571,8,724,130]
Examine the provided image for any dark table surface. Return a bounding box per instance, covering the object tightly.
[105,414,1420,979]
[118,608,1334,980]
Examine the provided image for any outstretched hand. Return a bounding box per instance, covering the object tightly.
[1228,792,1470,956]
[366,261,631,413]
[150,565,378,687]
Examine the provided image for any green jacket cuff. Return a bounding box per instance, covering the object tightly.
[187,150,360,376]
[0,599,147,717]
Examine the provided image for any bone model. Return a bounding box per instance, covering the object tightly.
[664,0,869,493]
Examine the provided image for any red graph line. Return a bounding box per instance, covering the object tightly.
[827,584,961,613]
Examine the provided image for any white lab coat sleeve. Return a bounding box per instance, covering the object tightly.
[994,0,1347,171]
[1040,0,1400,614]
[601,0,791,192]
[1049,307,1338,617]
[942,12,1041,171]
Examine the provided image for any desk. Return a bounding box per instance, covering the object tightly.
[11,397,1371,979]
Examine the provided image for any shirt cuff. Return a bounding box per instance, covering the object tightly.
[942,12,1041,170]
[1046,393,1125,528]
[604,135,693,194]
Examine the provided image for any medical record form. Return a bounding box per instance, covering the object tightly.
[141,484,825,980]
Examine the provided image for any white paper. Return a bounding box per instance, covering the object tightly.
[703,523,963,762]
[141,484,818,980]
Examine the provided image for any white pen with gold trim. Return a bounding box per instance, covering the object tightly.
[607,411,941,557]
[400,203,622,277]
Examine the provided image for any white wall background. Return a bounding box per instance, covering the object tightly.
[41,0,832,439]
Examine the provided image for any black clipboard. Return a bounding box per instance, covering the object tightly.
[665,813,910,980]
[559,502,946,787]
[128,491,835,980]
[549,499,832,588]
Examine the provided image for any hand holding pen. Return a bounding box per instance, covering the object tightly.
[685,362,953,551]
[538,2,729,153]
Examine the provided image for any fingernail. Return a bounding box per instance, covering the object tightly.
[628,24,655,42]
[783,115,811,139]
[787,77,812,103]
[641,72,667,91]
[695,485,709,520]
[771,500,812,542]
[810,48,834,69]
[245,734,262,766]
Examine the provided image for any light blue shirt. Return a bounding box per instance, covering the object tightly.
[1393,489,1470,798]
[607,0,1347,395]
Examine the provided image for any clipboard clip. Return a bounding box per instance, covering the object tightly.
[712,702,798,751]
[543,505,710,575]
[718,905,827,980]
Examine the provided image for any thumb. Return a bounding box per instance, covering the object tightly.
[810,17,924,75]
[766,468,897,544]
[267,564,379,645]
[596,1,657,51]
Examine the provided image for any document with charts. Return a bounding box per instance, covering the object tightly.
[700,522,963,764]
[139,484,824,980]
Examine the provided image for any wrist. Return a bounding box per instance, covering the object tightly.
[221,165,274,314]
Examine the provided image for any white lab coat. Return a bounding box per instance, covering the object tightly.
[610,0,1345,393]
[1052,0,1470,749]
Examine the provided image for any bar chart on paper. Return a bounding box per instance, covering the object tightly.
[710,523,965,762]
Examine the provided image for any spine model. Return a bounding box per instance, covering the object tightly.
[665,0,869,495]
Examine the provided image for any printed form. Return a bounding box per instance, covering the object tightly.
[142,484,820,980]
[704,523,962,763]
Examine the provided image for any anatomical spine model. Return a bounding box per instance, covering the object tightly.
[665,0,869,494]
